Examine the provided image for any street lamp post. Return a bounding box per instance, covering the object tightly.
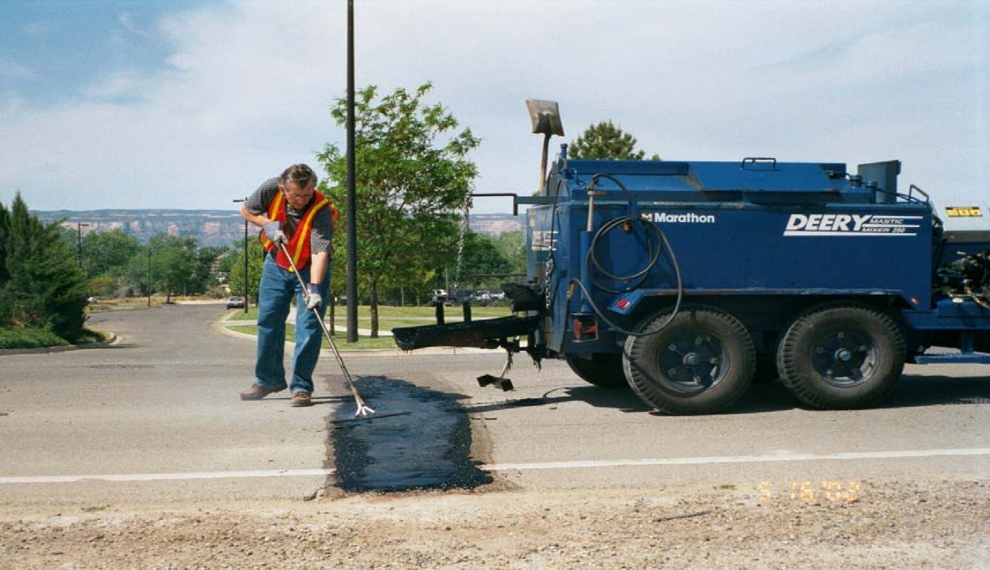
[346,0,358,343]
[147,246,152,308]
[233,198,249,313]
[76,222,90,269]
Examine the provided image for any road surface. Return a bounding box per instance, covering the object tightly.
[1,305,988,567]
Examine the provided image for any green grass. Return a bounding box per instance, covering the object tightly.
[75,328,108,345]
[0,327,108,350]
[228,304,512,328]
[228,325,401,350]
[0,327,70,350]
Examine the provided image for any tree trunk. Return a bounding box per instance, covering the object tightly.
[370,281,379,339]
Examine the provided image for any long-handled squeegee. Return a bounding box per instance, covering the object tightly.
[278,242,375,417]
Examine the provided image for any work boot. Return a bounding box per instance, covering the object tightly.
[240,384,284,401]
[291,392,313,407]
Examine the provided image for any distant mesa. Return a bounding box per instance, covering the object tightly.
[34,209,524,246]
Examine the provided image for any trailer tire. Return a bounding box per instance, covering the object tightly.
[777,304,905,409]
[622,306,756,415]
[565,354,628,389]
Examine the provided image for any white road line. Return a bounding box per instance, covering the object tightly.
[481,448,990,472]
[3,448,989,484]
[0,468,335,485]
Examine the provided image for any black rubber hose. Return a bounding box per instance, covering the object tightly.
[589,215,662,294]
[568,173,684,337]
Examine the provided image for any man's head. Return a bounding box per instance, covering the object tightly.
[278,164,318,210]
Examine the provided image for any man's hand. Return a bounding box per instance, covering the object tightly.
[305,283,322,310]
[263,221,287,246]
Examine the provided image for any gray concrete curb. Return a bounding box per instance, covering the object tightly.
[0,332,118,356]
[213,319,494,357]
[217,318,390,338]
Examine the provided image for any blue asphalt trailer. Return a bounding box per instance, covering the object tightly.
[395,151,990,415]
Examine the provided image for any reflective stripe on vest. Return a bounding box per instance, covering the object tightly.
[259,190,333,273]
[258,191,285,251]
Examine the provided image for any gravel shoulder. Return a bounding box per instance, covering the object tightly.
[2,479,988,569]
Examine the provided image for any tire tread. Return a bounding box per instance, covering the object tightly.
[776,302,905,409]
[623,306,756,415]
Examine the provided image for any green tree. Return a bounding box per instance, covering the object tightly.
[0,201,9,285]
[123,235,198,303]
[0,193,88,341]
[569,120,660,161]
[227,238,265,303]
[493,231,527,275]
[216,247,238,277]
[150,235,197,302]
[124,247,153,298]
[189,245,228,296]
[82,229,140,280]
[317,82,480,337]
[89,275,117,297]
[455,231,513,289]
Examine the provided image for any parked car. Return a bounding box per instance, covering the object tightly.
[226,296,246,309]
[430,289,448,304]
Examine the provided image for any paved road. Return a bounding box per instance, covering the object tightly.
[1,305,988,508]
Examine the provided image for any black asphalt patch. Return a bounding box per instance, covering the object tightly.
[329,376,492,493]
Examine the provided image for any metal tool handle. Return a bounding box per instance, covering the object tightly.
[277,242,374,416]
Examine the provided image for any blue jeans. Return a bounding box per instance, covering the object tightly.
[255,253,330,395]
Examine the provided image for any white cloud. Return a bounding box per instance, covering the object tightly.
[119,12,153,39]
[0,0,987,212]
[82,70,149,99]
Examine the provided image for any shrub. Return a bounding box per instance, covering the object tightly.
[0,327,69,350]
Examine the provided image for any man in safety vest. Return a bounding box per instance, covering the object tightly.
[238,164,338,407]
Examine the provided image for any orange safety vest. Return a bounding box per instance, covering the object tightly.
[259,190,339,272]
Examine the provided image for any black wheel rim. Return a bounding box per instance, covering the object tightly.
[656,331,729,393]
[810,327,877,388]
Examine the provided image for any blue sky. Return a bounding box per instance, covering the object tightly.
[1,1,987,213]
[1,1,201,106]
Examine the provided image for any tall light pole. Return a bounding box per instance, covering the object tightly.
[232,198,250,313]
[76,222,90,269]
[147,245,152,308]
[345,0,358,343]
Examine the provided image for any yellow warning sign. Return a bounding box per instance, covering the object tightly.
[946,207,983,217]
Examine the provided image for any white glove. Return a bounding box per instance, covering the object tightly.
[263,221,287,246]
[305,283,323,310]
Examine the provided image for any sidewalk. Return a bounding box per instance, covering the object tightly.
[217,314,392,337]
[213,315,499,357]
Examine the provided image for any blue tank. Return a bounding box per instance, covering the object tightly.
[396,148,990,414]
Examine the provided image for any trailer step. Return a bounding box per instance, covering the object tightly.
[912,352,990,364]
[477,374,515,391]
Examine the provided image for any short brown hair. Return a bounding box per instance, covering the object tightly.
[279,164,317,189]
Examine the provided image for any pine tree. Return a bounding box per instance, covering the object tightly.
[569,121,659,161]
[0,193,89,340]
[0,202,9,286]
